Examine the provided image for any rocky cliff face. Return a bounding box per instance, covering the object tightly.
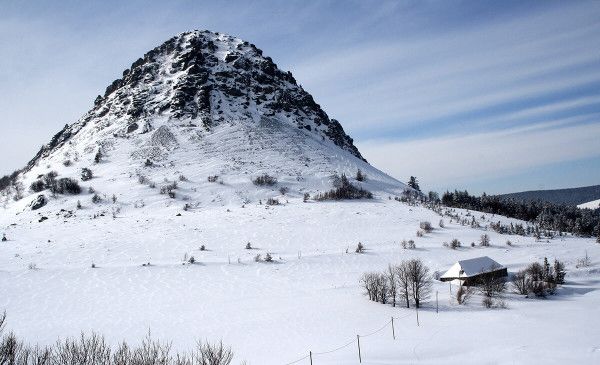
[26,30,363,172]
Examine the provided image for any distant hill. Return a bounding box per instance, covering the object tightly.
[498,185,600,206]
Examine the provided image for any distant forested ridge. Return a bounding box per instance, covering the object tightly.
[441,190,600,238]
[498,185,600,206]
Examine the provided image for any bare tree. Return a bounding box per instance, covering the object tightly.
[406,259,432,308]
[395,262,411,308]
[385,264,398,307]
[196,340,234,365]
[476,271,506,298]
[512,270,529,295]
[456,285,473,305]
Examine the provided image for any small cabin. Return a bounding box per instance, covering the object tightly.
[440,256,507,286]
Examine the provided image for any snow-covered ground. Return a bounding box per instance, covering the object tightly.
[1,198,599,364]
[578,198,600,210]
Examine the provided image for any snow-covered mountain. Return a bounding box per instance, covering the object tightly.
[3,30,408,213]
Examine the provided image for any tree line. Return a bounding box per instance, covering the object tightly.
[441,190,600,239]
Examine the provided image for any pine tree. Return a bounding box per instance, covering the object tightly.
[553,259,566,284]
[408,176,420,192]
[543,257,552,282]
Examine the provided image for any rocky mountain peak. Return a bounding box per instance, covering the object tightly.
[26,30,363,171]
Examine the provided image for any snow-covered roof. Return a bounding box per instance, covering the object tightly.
[440,256,505,280]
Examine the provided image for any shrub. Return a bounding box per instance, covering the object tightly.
[479,234,490,247]
[254,254,262,262]
[356,169,366,181]
[94,150,102,163]
[303,192,310,202]
[208,175,219,183]
[0,318,236,365]
[456,285,473,305]
[416,230,424,237]
[81,167,93,181]
[160,182,177,198]
[265,253,273,262]
[188,256,195,264]
[439,219,445,228]
[63,159,72,167]
[266,198,280,205]
[30,180,45,192]
[200,245,206,251]
[419,221,432,232]
[245,242,252,250]
[92,194,102,204]
[576,251,591,268]
[253,174,277,186]
[408,240,416,249]
[56,178,81,194]
[482,297,494,308]
[178,175,188,182]
[450,239,461,249]
[355,242,365,253]
[315,174,372,201]
[278,186,289,195]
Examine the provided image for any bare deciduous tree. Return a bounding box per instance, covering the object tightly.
[406,258,432,308]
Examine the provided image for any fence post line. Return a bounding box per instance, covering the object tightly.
[309,351,313,365]
[357,335,362,363]
[436,291,439,314]
[391,317,395,340]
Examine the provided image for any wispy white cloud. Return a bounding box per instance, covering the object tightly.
[358,121,600,191]
[290,2,600,131]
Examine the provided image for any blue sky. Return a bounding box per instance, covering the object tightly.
[0,0,599,194]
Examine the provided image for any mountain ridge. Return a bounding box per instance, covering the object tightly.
[497,184,600,206]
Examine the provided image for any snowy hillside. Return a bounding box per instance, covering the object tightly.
[1,199,599,364]
[579,198,600,210]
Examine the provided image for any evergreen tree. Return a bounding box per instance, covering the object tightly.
[408,176,420,192]
[553,259,566,284]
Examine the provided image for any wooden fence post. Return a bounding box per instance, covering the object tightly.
[357,335,362,363]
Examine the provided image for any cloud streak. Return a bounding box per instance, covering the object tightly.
[358,121,600,192]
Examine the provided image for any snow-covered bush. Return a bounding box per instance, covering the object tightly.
[0,317,236,365]
[55,178,81,195]
[419,221,432,232]
[479,234,490,247]
[355,169,366,181]
[30,179,45,192]
[355,242,365,253]
[81,167,93,181]
[278,186,289,195]
[266,198,279,205]
[208,175,219,183]
[92,194,102,204]
[315,174,372,201]
[303,192,310,202]
[456,285,473,305]
[252,174,277,186]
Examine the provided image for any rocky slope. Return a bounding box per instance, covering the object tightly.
[2,30,408,213]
